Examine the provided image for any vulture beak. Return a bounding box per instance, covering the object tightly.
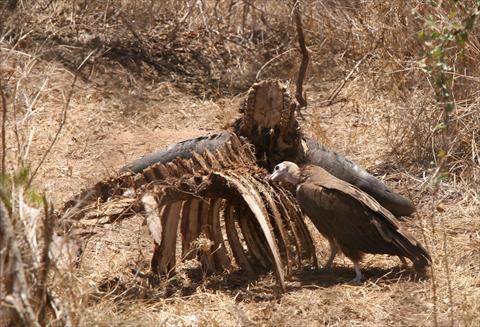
[268,170,281,181]
[269,162,296,183]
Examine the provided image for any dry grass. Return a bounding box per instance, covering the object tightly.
[1,1,479,326]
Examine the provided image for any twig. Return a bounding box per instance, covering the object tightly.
[196,0,212,35]
[119,13,181,73]
[27,71,75,186]
[256,48,296,80]
[292,0,309,109]
[324,52,371,105]
[429,192,439,327]
[256,41,327,81]
[119,13,146,49]
[47,291,73,327]
[426,151,452,327]
[0,77,7,175]
[179,0,196,24]
[441,214,454,327]
[26,48,96,186]
[0,201,41,327]
[431,153,455,326]
[21,78,48,125]
[240,0,268,26]
[38,196,54,326]
[12,79,21,165]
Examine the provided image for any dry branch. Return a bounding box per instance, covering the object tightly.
[0,201,41,327]
[28,48,95,186]
[255,48,296,80]
[323,52,371,106]
[293,0,309,109]
[0,78,6,175]
[27,74,77,187]
[38,197,54,326]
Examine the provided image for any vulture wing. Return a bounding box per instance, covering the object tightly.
[297,166,431,269]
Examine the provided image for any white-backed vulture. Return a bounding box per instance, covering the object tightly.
[268,161,431,282]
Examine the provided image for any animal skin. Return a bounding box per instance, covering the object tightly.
[269,161,431,282]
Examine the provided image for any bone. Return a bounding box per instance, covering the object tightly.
[224,205,253,272]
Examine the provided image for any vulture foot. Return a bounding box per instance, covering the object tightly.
[351,262,363,283]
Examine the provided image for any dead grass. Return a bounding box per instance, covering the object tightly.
[1,1,479,326]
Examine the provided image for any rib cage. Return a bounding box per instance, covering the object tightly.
[66,133,316,291]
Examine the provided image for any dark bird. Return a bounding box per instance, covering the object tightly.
[268,161,431,282]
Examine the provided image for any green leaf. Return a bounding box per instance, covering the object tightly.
[439,171,449,181]
[27,189,44,206]
[435,122,447,131]
[445,102,455,112]
[13,167,31,186]
[465,16,476,31]
[437,149,446,159]
[448,10,457,19]
[417,58,431,73]
[430,31,441,39]
[430,46,443,60]
[455,31,468,46]
[418,30,425,40]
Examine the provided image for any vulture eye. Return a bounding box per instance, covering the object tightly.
[274,165,279,171]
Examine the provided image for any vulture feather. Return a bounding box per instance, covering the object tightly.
[269,161,431,282]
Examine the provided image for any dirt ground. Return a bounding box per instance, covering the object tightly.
[14,64,476,327]
[1,2,479,326]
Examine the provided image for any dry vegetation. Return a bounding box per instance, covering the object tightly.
[0,0,479,326]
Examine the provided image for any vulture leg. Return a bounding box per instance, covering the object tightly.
[352,261,363,283]
[324,240,338,270]
[399,256,408,268]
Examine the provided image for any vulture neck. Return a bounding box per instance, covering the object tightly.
[286,165,301,186]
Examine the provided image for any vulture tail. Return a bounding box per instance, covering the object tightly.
[393,232,431,274]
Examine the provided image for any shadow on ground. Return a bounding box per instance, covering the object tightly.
[92,262,425,307]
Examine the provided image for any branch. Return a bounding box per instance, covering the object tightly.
[27,73,77,186]
[27,49,96,186]
[293,0,309,109]
[256,48,296,80]
[0,201,41,327]
[324,52,371,106]
[38,196,54,326]
[0,77,7,175]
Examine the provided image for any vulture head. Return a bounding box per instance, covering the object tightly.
[268,161,301,185]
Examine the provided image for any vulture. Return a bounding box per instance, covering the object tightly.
[268,161,431,282]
